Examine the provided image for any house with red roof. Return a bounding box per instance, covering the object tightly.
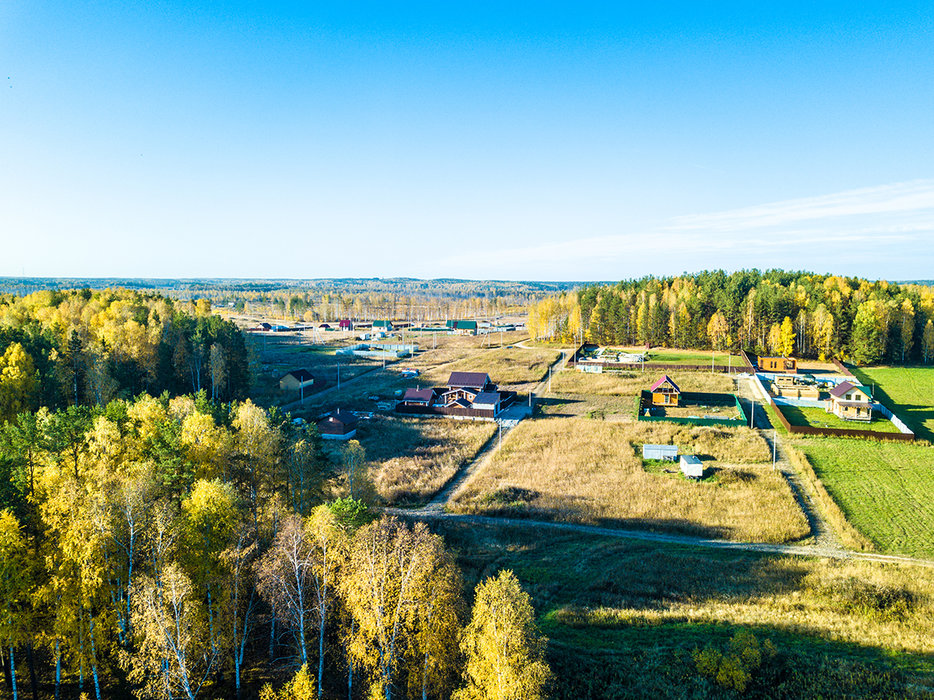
[650,375,681,406]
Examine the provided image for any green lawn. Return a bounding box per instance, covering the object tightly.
[851,365,934,442]
[645,349,742,367]
[798,438,934,557]
[779,404,902,434]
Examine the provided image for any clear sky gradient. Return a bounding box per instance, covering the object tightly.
[2,2,933,281]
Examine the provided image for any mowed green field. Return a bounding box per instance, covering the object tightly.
[852,365,934,441]
[798,438,934,557]
[779,404,902,433]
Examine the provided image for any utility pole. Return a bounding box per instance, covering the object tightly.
[749,400,755,429]
[772,428,777,470]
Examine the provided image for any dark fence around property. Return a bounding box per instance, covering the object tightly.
[396,404,496,419]
[832,359,855,377]
[752,375,915,441]
[636,391,747,428]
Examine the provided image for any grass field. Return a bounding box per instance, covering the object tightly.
[420,346,561,386]
[550,369,734,397]
[796,438,934,557]
[852,365,934,441]
[451,418,809,543]
[435,521,934,699]
[322,416,495,505]
[645,349,742,367]
[779,404,902,433]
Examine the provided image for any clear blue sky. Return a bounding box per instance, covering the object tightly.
[2,2,933,280]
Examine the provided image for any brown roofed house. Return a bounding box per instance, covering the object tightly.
[316,410,359,440]
[828,381,873,422]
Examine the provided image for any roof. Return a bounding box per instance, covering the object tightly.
[403,388,435,402]
[643,444,679,454]
[283,369,315,382]
[372,320,392,327]
[318,410,358,429]
[829,381,872,399]
[680,455,702,465]
[472,392,501,405]
[649,375,681,393]
[447,371,492,388]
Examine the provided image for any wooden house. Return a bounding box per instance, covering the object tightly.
[828,381,873,422]
[649,375,681,406]
[758,356,797,373]
[401,388,437,407]
[339,319,354,330]
[279,369,315,392]
[372,320,393,331]
[316,410,359,440]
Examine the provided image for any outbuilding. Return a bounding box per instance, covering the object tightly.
[643,444,679,461]
[316,410,359,440]
[280,369,315,392]
[680,455,703,479]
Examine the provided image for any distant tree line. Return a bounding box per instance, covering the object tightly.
[528,270,934,365]
[0,288,249,421]
[0,393,550,699]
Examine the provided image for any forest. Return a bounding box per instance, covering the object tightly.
[528,270,934,365]
[0,288,250,422]
[0,393,549,699]
[0,288,550,699]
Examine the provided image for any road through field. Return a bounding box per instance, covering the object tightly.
[387,509,934,567]
[394,370,934,568]
[420,346,571,513]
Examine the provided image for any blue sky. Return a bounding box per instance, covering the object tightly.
[2,2,933,280]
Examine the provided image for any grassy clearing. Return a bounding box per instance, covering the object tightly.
[247,333,381,406]
[852,365,934,441]
[779,404,902,433]
[420,346,561,386]
[433,521,934,698]
[795,438,934,557]
[323,416,495,506]
[451,418,809,543]
[550,369,734,396]
[645,349,742,367]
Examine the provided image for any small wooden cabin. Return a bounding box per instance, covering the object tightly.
[758,356,797,373]
[649,375,681,406]
[316,410,359,440]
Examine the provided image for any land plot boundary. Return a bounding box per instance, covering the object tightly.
[637,390,747,428]
[752,375,916,441]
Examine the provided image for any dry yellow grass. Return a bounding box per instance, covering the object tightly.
[550,369,734,396]
[451,418,809,543]
[361,417,496,505]
[420,346,561,386]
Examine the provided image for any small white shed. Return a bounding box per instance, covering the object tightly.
[643,444,679,461]
[680,455,703,479]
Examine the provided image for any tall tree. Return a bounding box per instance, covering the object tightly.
[455,570,551,700]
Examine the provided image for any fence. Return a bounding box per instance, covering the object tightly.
[750,374,915,441]
[636,391,748,428]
